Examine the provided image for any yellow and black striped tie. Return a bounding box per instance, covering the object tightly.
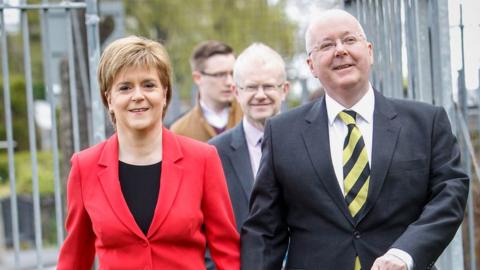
[339,110,370,270]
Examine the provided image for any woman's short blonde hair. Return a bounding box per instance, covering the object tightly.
[98,35,172,120]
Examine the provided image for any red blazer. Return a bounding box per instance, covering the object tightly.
[57,128,240,270]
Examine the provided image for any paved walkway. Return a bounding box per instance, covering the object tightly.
[0,248,57,270]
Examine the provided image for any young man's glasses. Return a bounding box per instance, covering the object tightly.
[200,70,233,79]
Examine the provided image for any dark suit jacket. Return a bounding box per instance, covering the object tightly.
[210,122,255,231]
[206,122,254,270]
[57,128,240,270]
[240,90,469,270]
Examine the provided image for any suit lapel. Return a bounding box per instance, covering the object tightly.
[147,128,184,237]
[97,134,145,239]
[356,91,401,223]
[229,123,255,200]
[301,99,355,226]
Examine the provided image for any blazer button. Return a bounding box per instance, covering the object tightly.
[142,241,149,247]
[353,231,361,239]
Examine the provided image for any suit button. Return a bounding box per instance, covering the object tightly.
[142,241,149,247]
[353,231,361,239]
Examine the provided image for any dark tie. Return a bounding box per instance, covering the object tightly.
[338,110,370,270]
[257,136,263,147]
[257,136,263,154]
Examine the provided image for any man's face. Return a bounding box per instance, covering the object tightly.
[193,54,235,109]
[234,65,288,127]
[306,14,373,96]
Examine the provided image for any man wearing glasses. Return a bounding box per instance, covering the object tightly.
[241,9,468,270]
[170,40,243,142]
[208,43,288,270]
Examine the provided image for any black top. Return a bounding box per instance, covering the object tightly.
[119,161,161,236]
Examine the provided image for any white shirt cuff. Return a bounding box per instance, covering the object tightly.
[386,248,414,270]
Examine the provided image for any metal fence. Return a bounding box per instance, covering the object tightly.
[344,0,474,269]
[0,0,475,269]
[0,0,102,268]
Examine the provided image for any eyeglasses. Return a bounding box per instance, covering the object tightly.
[200,70,233,79]
[308,34,364,55]
[237,83,284,94]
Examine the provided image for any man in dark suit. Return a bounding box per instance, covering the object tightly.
[210,43,289,231]
[206,43,289,270]
[240,9,469,270]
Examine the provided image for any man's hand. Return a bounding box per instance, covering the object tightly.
[371,254,407,270]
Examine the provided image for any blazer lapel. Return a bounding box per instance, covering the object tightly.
[229,123,255,200]
[97,134,145,239]
[301,98,355,226]
[147,128,184,237]
[356,91,401,223]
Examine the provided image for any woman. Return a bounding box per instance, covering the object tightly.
[57,36,240,269]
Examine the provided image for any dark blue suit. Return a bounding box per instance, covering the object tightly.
[206,122,255,270]
[210,122,255,231]
[241,90,469,270]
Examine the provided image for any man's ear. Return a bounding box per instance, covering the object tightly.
[192,71,202,84]
[281,81,290,101]
[368,42,374,65]
[232,84,240,99]
[306,57,317,78]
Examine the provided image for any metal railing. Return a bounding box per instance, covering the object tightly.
[344,0,470,269]
[0,0,472,269]
[0,0,101,268]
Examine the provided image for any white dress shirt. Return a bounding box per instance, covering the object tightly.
[200,100,230,129]
[324,85,414,270]
[242,117,264,178]
[326,87,374,193]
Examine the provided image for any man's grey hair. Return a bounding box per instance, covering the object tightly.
[305,9,368,54]
[233,42,287,85]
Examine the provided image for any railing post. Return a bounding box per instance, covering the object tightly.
[0,3,21,268]
[85,0,105,144]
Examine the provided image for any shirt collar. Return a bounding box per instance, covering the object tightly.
[325,84,375,126]
[199,99,230,128]
[242,117,264,148]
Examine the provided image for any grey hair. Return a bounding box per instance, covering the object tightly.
[305,9,367,54]
[233,42,286,85]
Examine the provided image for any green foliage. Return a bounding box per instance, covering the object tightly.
[0,11,46,152]
[0,151,55,197]
[0,74,46,151]
[288,97,301,109]
[4,10,45,81]
[0,75,30,151]
[124,0,298,99]
[33,81,46,100]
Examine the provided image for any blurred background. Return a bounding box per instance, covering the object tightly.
[0,0,479,269]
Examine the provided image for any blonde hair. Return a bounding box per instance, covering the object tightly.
[233,42,286,85]
[98,35,173,121]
